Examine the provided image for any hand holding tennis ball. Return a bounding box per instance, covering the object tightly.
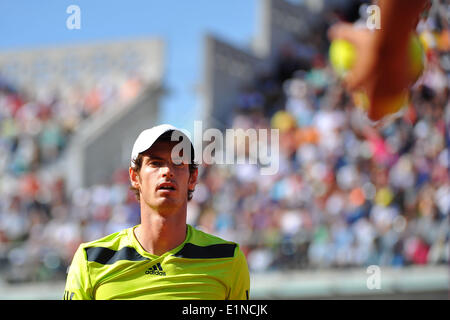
[329,35,424,81]
[328,26,425,122]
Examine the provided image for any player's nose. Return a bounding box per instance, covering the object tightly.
[160,164,175,178]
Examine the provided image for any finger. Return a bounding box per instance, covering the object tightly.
[344,49,378,91]
[328,23,362,44]
[344,68,363,91]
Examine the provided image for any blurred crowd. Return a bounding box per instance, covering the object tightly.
[0,72,144,176]
[0,1,449,283]
[0,60,147,282]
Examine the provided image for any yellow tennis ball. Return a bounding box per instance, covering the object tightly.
[409,34,425,81]
[353,90,409,122]
[329,39,356,77]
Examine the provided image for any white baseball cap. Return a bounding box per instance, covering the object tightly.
[130,124,193,166]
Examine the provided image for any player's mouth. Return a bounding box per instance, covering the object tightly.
[156,182,177,192]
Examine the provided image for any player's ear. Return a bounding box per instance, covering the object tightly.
[188,167,198,190]
[129,166,140,188]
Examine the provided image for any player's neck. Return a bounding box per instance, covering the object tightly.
[135,204,187,256]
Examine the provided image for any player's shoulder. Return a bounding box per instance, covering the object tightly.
[182,224,242,259]
[188,224,235,245]
[77,227,132,253]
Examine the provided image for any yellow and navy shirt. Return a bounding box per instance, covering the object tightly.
[63,224,250,300]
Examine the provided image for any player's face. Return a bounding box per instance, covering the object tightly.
[132,139,197,213]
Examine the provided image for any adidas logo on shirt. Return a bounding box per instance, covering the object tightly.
[145,262,166,276]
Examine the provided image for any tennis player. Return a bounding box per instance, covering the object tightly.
[63,124,250,300]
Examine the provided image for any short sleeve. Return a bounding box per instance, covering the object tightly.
[228,246,250,300]
[63,245,94,300]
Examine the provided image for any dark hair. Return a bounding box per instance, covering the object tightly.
[130,131,198,202]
